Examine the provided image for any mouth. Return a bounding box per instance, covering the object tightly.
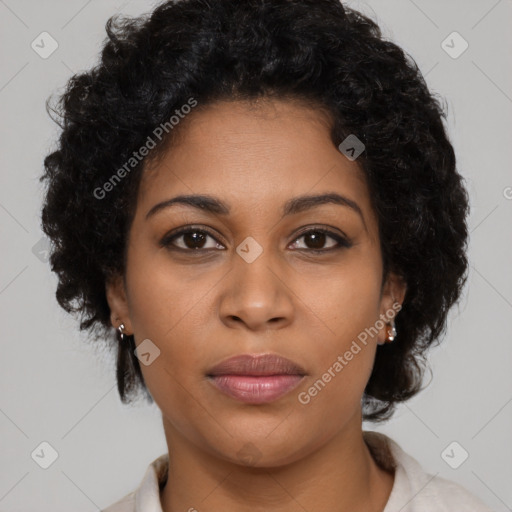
[206,353,307,404]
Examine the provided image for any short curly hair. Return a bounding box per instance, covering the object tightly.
[40,0,469,421]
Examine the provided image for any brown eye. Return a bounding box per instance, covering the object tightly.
[303,231,327,250]
[161,228,224,251]
[182,231,209,249]
[289,228,352,252]
[160,226,351,254]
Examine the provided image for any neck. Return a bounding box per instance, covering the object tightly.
[159,414,394,512]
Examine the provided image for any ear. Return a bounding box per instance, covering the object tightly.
[377,271,407,345]
[105,274,133,335]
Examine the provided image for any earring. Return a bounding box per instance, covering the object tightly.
[385,320,397,343]
[117,323,125,342]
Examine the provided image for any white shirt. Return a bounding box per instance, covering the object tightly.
[102,431,493,511]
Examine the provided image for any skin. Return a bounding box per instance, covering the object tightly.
[106,98,407,512]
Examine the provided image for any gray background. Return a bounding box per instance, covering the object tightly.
[0,0,510,510]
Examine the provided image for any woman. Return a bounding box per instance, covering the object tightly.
[40,0,492,510]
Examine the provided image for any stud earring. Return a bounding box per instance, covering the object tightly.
[385,320,397,343]
[117,323,125,342]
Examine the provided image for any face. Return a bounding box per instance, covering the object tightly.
[106,98,405,467]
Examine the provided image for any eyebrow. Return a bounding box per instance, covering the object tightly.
[145,192,366,226]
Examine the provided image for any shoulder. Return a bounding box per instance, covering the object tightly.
[101,491,135,512]
[363,431,493,512]
[415,473,493,511]
[100,452,169,512]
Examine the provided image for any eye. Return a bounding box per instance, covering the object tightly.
[160,226,352,253]
[160,227,225,251]
[288,227,352,252]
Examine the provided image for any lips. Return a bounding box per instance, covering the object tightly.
[206,353,306,404]
[207,353,307,377]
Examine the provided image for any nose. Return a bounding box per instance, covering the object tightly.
[218,248,294,331]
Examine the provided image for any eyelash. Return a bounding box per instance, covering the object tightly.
[159,225,352,254]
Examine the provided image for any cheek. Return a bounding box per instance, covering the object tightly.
[124,241,216,339]
[289,278,380,457]
[293,250,383,346]
[123,244,222,409]
[291,252,382,405]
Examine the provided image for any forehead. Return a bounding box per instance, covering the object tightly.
[138,98,373,223]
